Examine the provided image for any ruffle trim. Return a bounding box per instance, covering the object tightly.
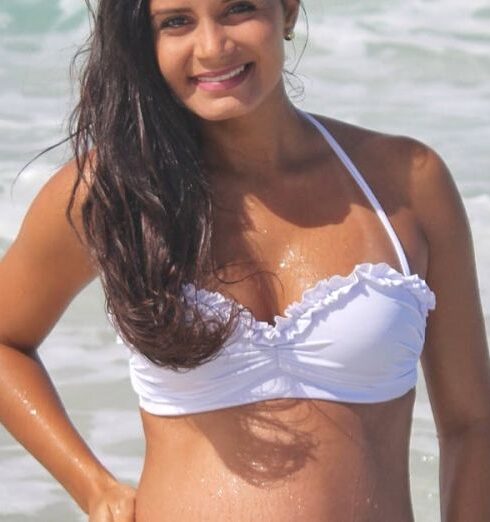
[182,262,436,346]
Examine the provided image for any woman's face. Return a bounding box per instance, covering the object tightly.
[149,0,297,121]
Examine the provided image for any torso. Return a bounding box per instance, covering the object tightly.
[134,114,429,521]
[137,391,415,521]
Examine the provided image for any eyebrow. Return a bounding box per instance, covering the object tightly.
[150,0,235,18]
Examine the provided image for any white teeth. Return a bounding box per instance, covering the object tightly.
[198,64,247,83]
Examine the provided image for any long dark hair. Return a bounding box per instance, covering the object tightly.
[66,0,307,370]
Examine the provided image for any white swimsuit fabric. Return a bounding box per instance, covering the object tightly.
[119,111,436,415]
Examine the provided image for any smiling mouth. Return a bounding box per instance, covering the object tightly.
[192,63,253,83]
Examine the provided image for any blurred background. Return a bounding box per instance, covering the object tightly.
[0,0,489,520]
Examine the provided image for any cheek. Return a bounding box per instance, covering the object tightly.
[250,23,286,87]
[154,41,187,90]
[244,18,285,63]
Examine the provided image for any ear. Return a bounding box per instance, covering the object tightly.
[282,0,301,31]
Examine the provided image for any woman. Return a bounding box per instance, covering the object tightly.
[1,0,489,520]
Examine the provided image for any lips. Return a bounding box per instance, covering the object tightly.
[192,62,252,80]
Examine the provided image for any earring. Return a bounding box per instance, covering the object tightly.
[285,29,295,41]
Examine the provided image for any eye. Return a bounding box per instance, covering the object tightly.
[159,16,188,30]
[158,3,256,31]
[228,2,256,15]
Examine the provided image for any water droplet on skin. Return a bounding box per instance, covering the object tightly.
[296,496,305,513]
[29,408,37,415]
[229,476,240,495]
[421,454,435,463]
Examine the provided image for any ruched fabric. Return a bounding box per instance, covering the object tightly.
[125,262,435,415]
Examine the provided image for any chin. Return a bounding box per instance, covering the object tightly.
[189,99,261,123]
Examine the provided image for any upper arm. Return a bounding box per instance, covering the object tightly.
[0,159,99,352]
[411,142,490,436]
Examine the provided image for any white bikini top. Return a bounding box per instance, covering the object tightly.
[117,111,436,416]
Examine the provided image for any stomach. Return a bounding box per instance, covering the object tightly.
[135,390,416,522]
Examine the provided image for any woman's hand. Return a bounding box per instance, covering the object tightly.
[88,482,137,521]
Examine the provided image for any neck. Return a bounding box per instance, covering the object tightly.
[198,86,311,182]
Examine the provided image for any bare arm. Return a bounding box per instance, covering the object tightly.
[0,161,134,518]
[411,144,490,522]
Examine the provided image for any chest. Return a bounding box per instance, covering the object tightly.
[205,168,424,325]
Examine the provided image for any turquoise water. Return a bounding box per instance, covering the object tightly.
[0,1,489,520]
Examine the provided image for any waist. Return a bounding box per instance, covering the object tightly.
[136,392,415,521]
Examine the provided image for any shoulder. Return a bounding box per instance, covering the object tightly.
[13,154,98,279]
[309,112,462,240]
[309,112,436,170]
[31,157,93,241]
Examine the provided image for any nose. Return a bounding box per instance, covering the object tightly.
[194,18,236,60]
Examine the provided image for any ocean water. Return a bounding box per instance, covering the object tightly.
[0,0,489,520]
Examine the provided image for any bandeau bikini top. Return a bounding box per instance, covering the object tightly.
[117,110,437,416]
